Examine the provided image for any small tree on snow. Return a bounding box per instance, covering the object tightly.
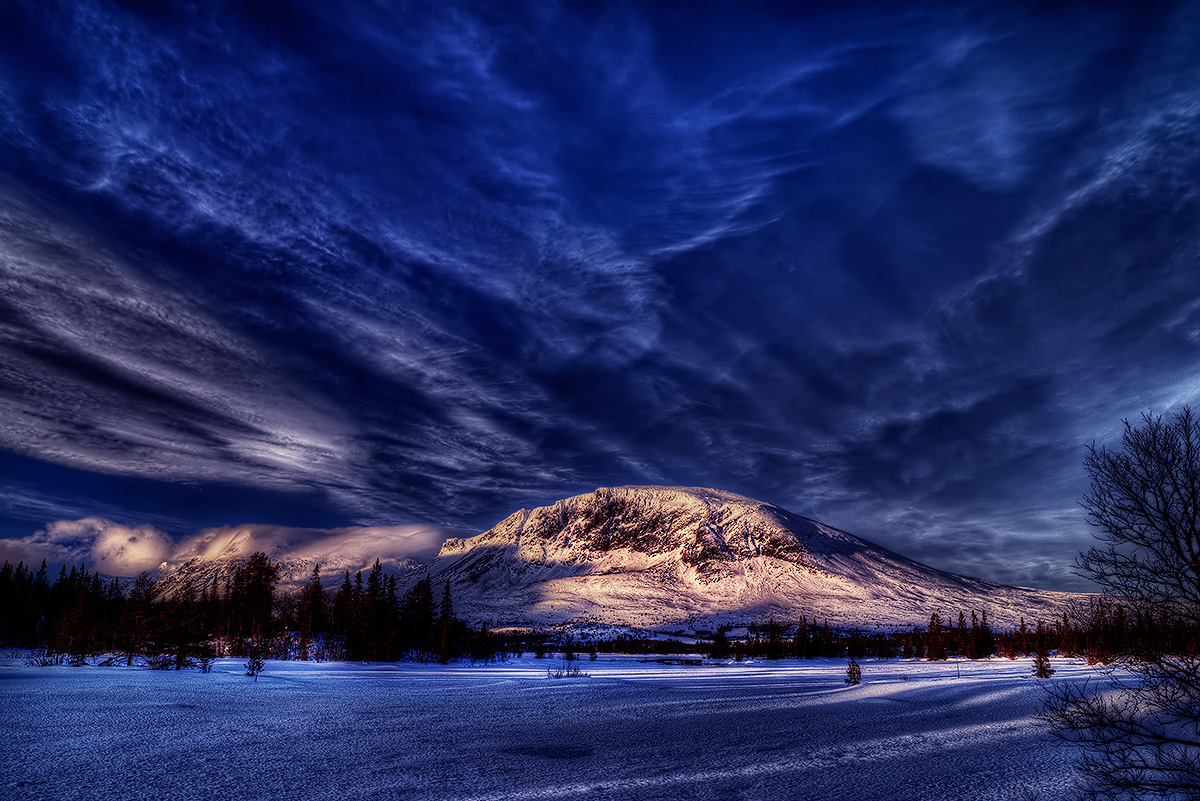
[1031,632,1055,679]
[245,642,265,682]
[845,656,862,686]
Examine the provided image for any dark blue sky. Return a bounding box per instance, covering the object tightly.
[1,1,1198,591]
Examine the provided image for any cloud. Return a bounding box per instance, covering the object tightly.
[88,520,174,575]
[170,523,461,577]
[0,517,466,579]
[0,2,1196,593]
[0,517,172,576]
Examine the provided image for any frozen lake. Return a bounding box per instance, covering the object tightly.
[1,655,1097,800]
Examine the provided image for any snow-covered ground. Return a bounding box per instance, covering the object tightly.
[0,655,1100,800]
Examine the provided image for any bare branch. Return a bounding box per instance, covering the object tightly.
[1046,408,1200,800]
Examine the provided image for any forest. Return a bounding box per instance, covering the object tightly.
[0,551,1190,669]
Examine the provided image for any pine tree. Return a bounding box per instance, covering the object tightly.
[1032,621,1055,678]
[228,552,279,643]
[365,560,384,658]
[968,611,982,659]
[164,580,199,669]
[845,656,862,686]
[979,610,995,657]
[332,570,356,659]
[298,564,325,660]
[712,626,730,659]
[384,575,400,660]
[926,612,948,661]
[119,572,156,664]
[437,582,455,663]
[244,640,265,681]
[400,576,434,656]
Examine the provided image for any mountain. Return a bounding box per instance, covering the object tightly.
[427,486,1083,630]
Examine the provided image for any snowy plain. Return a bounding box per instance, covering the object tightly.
[1,655,1101,801]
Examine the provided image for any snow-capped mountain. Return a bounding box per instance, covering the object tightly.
[428,486,1084,630]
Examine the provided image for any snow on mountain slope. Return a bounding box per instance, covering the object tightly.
[428,486,1084,630]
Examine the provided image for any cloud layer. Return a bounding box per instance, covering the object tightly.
[0,518,173,576]
[2,2,1199,590]
[0,517,461,578]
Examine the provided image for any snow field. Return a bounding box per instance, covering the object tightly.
[0,655,1100,801]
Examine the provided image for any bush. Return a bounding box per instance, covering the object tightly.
[25,649,63,667]
[547,660,586,679]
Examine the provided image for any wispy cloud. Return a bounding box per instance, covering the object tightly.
[0,2,1196,589]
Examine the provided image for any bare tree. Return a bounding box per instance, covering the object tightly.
[1042,408,1200,799]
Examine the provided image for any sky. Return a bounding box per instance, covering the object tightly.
[1,1,1199,592]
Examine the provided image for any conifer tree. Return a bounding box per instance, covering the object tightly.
[765,618,785,660]
[164,580,200,669]
[1031,622,1055,678]
[120,572,156,664]
[437,582,455,663]
[245,640,265,681]
[228,552,279,643]
[712,626,730,659]
[365,559,383,654]
[926,612,948,661]
[979,610,995,657]
[401,577,434,656]
[384,574,400,659]
[298,564,325,661]
[845,656,862,686]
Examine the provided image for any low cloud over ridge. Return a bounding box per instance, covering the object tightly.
[0,518,463,578]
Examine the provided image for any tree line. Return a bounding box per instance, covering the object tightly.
[0,553,501,666]
[705,601,1197,664]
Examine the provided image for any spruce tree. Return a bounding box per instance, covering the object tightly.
[229,552,279,643]
[437,582,455,663]
[979,610,995,657]
[1032,621,1055,678]
[298,564,324,660]
[332,570,356,659]
[712,626,730,659]
[120,572,155,665]
[245,640,265,681]
[845,656,862,686]
[926,612,948,661]
[366,559,384,658]
[384,575,400,660]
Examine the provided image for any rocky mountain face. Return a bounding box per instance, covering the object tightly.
[428,486,1083,630]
